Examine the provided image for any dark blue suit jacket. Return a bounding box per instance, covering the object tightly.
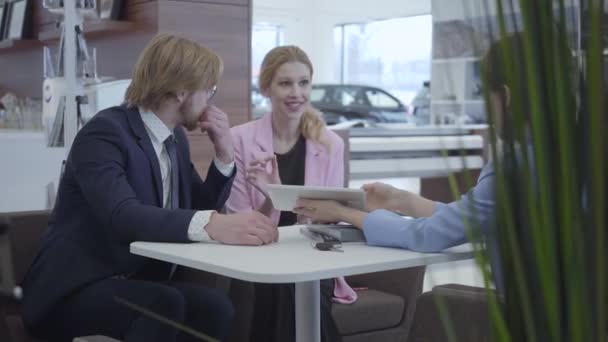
[20,105,235,330]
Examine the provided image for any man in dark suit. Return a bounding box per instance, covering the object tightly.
[20,33,278,342]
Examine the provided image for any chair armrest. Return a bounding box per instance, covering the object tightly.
[0,210,51,286]
[346,266,426,301]
[344,267,426,333]
[406,284,494,342]
[74,336,123,342]
[0,307,11,342]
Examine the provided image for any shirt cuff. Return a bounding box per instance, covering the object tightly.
[214,158,235,177]
[187,210,215,242]
[362,209,411,248]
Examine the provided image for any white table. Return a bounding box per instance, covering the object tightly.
[131,226,474,342]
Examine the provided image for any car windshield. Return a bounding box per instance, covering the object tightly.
[333,88,360,106]
[310,88,326,102]
[364,89,400,109]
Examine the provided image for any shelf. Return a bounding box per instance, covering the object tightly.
[432,57,480,64]
[431,100,461,104]
[431,100,485,106]
[0,21,137,54]
[0,39,41,52]
[38,20,137,42]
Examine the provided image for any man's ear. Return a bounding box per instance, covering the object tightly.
[503,85,511,108]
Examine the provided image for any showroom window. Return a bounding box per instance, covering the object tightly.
[334,15,432,107]
[252,23,284,82]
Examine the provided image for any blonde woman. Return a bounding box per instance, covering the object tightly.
[226,46,355,342]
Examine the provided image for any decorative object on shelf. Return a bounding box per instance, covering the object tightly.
[430,0,580,125]
[98,0,122,20]
[5,0,30,40]
[433,20,482,59]
[0,0,7,40]
[0,92,43,130]
[43,0,122,20]
[464,61,482,100]
[43,0,95,9]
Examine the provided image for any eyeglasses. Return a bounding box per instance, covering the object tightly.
[208,85,218,100]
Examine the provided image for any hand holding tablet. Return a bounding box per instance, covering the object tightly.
[266,184,366,212]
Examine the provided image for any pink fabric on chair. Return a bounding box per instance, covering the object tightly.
[333,276,358,304]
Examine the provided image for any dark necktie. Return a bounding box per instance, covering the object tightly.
[163,136,180,210]
[163,135,180,280]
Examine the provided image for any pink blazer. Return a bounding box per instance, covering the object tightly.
[225,113,345,224]
[225,113,357,304]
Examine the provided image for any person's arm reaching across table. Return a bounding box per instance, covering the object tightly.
[294,164,495,252]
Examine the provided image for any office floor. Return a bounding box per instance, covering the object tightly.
[349,177,485,292]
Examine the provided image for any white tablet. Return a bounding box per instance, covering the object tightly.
[266,184,366,211]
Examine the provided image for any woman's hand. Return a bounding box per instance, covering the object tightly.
[361,182,400,212]
[293,199,347,223]
[293,199,368,229]
[246,156,281,199]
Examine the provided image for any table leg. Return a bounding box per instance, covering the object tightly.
[295,280,320,342]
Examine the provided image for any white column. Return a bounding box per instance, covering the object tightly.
[283,16,337,83]
[287,18,336,83]
[255,7,339,84]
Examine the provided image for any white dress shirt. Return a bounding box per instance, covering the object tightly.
[139,107,235,241]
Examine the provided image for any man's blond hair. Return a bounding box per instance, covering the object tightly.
[125,33,223,111]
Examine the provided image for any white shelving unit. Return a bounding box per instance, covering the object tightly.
[62,0,81,155]
[430,0,581,125]
[430,56,483,124]
[429,0,487,124]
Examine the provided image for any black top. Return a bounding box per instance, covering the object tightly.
[276,135,306,226]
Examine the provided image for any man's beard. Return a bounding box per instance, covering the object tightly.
[182,118,198,131]
[179,106,200,132]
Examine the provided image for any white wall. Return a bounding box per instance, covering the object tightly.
[0,131,64,212]
[254,0,431,22]
[253,0,432,83]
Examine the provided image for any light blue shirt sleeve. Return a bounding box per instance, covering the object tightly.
[362,163,496,252]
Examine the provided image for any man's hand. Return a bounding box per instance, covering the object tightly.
[361,182,400,212]
[246,156,281,198]
[199,105,234,164]
[205,211,278,245]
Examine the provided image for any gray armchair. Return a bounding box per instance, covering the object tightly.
[0,210,120,342]
[407,284,494,342]
[336,267,426,342]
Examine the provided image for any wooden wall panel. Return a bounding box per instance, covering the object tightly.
[158,0,251,175]
[31,0,58,35]
[0,48,45,97]
[158,0,250,126]
[90,2,159,81]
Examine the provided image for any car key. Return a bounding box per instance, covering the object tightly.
[320,234,341,243]
[313,242,344,253]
